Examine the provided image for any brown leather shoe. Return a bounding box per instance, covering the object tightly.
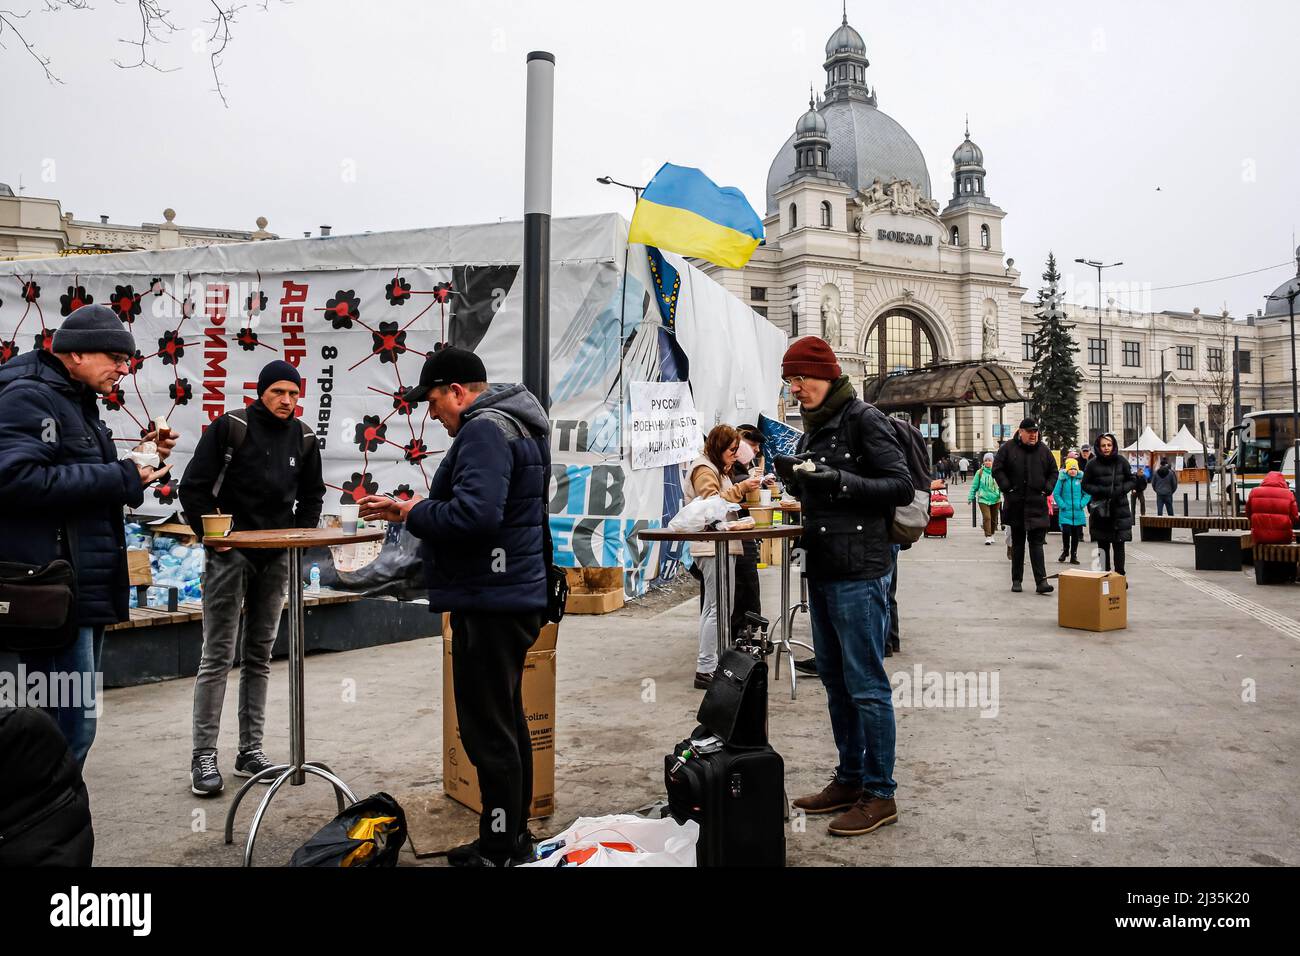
[828,796,898,836]
[792,779,863,815]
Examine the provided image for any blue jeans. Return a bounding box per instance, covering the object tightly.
[807,557,897,800]
[17,625,104,768]
[1156,493,1174,516]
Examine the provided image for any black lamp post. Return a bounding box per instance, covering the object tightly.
[597,175,647,458]
[1075,258,1124,437]
[1265,280,1300,479]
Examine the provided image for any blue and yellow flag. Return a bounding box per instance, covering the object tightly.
[628,163,764,269]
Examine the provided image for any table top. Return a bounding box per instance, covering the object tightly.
[206,528,386,549]
[638,525,804,543]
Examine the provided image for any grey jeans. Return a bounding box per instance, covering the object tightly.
[192,548,288,755]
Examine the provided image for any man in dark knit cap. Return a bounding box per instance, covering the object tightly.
[771,336,913,839]
[0,304,176,766]
[179,359,324,796]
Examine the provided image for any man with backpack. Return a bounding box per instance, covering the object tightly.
[772,337,913,838]
[179,359,325,797]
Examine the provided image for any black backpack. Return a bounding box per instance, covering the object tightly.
[886,416,932,493]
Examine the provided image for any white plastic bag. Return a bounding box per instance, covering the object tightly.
[520,814,699,868]
[668,496,737,533]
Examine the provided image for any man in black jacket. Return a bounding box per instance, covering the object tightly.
[773,337,913,839]
[992,417,1058,594]
[0,304,175,766]
[179,359,324,796]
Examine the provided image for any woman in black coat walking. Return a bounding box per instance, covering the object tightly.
[1081,432,1136,577]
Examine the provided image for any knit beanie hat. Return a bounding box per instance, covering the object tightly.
[257,359,302,396]
[52,304,136,355]
[781,336,842,380]
[1065,458,1079,471]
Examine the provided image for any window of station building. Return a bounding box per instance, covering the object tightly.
[1088,338,1108,366]
[1176,404,1196,434]
[788,204,798,230]
[950,225,959,246]
[789,285,800,338]
[980,225,990,249]
[751,286,767,301]
[1088,402,1111,437]
[863,310,936,377]
[753,306,768,318]
[1022,333,1036,362]
[820,201,832,228]
[1207,347,1223,372]
[1208,404,1227,439]
[1177,345,1194,370]
[1239,350,1252,374]
[1122,341,1141,367]
[1123,403,1144,448]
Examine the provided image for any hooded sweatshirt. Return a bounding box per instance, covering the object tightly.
[406,383,551,613]
[1245,471,1298,545]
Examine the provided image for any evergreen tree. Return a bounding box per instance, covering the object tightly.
[1027,253,1083,450]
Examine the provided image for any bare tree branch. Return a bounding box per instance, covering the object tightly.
[112,0,180,72]
[0,7,63,83]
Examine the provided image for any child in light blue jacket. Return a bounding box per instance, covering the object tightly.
[1052,457,1091,564]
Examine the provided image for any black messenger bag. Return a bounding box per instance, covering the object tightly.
[0,559,78,653]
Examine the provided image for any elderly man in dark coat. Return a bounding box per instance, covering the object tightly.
[992,417,1059,594]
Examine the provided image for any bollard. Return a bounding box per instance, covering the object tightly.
[972,501,977,528]
[1183,492,1189,516]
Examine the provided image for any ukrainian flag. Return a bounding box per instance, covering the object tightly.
[628,163,764,269]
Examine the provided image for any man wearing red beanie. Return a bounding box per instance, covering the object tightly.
[772,336,913,838]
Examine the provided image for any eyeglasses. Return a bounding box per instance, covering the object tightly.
[782,375,807,387]
[107,353,131,369]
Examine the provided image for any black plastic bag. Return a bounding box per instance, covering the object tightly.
[288,792,408,867]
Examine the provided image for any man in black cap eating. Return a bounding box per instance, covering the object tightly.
[359,346,551,867]
[179,359,324,796]
[992,417,1059,594]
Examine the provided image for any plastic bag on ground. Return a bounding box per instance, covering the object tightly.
[668,497,738,534]
[520,814,699,867]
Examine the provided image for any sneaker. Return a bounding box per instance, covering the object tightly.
[984,537,993,545]
[693,671,714,690]
[1036,580,1055,595]
[234,749,276,783]
[447,836,534,868]
[1011,581,1023,593]
[792,778,863,815]
[190,751,223,797]
[792,656,819,676]
[828,796,899,837]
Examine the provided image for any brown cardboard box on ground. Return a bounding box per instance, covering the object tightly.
[562,566,625,614]
[442,613,558,819]
[1057,570,1128,632]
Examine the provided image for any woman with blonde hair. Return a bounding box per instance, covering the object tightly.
[684,424,762,688]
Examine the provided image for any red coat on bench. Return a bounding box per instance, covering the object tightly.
[1246,471,1298,545]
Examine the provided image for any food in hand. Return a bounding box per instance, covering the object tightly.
[129,441,161,468]
[794,459,817,473]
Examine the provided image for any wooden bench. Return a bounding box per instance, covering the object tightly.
[1139,515,1249,541]
[107,586,362,632]
[1252,542,1300,585]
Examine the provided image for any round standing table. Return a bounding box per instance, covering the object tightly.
[205,526,385,866]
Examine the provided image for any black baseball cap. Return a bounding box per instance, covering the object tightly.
[1019,417,1039,431]
[401,346,488,404]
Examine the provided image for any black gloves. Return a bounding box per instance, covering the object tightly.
[798,461,843,494]
[773,454,805,486]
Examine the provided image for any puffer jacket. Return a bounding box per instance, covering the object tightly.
[1245,471,1297,545]
[796,397,914,581]
[0,705,94,866]
[1081,436,1136,543]
[991,435,1058,530]
[0,350,144,625]
[967,465,1003,506]
[406,383,550,613]
[1052,469,1091,527]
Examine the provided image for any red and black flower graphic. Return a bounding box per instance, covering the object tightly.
[153,478,178,505]
[340,472,379,504]
[354,415,387,453]
[246,290,267,316]
[324,290,360,330]
[181,297,196,319]
[169,378,192,405]
[111,285,141,323]
[21,280,40,303]
[127,350,146,374]
[102,385,125,411]
[33,328,54,353]
[432,281,453,304]
[157,330,185,365]
[60,285,92,316]
[390,389,412,414]
[148,277,166,296]
[0,340,18,365]
[384,276,412,306]
[371,321,407,364]
[390,484,416,502]
[403,438,428,463]
[236,327,260,351]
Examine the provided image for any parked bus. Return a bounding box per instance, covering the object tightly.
[1226,410,1297,497]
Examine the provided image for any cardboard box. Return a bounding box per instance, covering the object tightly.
[1057,570,1127,632]
[442,614,558,819]
[562,566,626,614]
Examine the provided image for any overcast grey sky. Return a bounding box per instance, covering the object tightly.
[2,0,1297,316]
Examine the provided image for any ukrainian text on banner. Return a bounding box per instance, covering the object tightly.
[629,381,702,471]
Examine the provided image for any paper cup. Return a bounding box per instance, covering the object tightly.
[759,488,772,506]
[202,514,233,538]
[339,504,360,535]
[749,506,774,528]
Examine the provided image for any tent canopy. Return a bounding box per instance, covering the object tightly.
[1123,427,1168,453]
[860,361,1027,411]
[1165,425,1205,454]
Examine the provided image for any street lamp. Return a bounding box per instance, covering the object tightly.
[1265,275,1300,482]
[1157,345,1177,440]
[1075,258,1124,437]
[597,175,647,459]
[596,175,643,200]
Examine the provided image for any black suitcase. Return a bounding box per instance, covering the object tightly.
[664,735,785,867]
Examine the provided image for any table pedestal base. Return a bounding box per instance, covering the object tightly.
[224,761,357,867]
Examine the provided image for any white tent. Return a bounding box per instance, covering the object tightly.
[1165,425,1205,454]
[1123,427,1168,453]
